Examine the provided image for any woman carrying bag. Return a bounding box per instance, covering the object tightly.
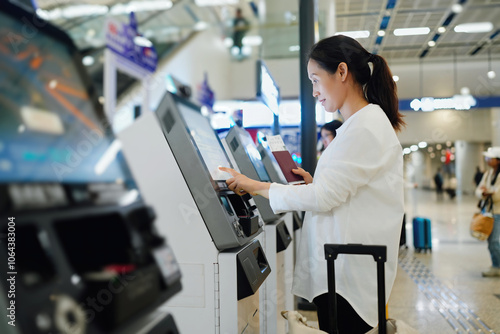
[475,147,500,277]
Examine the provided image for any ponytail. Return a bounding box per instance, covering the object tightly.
[308,35,406,132]
[366,54,405,132]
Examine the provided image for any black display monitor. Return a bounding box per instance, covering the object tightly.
[256,59,280,115]
[229,127,271,182]
[0,5,131,185]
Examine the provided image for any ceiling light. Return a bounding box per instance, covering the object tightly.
[418,142,428,148]
[335,30,370,39]
[224,37,233,48]
[487,48,496,79]
[392,75,399,82]
[111,1,173,15]
[451,4,463,13]
[289,45,300,52]
[195,0,238,5]
[242,36,262,46]
[62,5,108,19]
[403,148,411,154]
[377,30,386,37]
[393,27,430,36]
[82,55,95,66]
[194,21,208,31]
[454,22,493,33]
[428,41,436,47]
[438,26,446,34]
[460,87,470,95]
[410,145,418,152]
[133,36,153,48]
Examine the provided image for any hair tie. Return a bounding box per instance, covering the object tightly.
[368,53,375,62]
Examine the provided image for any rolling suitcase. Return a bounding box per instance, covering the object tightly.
[324,244,388,334]
[412,217,432,253]
[399,214,407,248]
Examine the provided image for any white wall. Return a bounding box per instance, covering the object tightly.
[397,108,492,146]
[114,27,234,131]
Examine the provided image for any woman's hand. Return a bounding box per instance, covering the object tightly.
[292,168,313,184]
[480,186,493,197]
[219,167,271,198]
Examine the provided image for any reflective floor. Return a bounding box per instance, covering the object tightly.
[299,188,500,333]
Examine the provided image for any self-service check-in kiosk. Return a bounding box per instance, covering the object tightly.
[0,3,182,334]
[222,126,294,334]
[118,92,271,333]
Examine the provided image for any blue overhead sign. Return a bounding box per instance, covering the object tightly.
[105,12,157,72]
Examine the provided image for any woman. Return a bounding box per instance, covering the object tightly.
[220,35,405,333]
[320,119,343,151]
[475,147,500,278]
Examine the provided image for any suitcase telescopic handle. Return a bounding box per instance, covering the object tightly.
[324,244,388,334]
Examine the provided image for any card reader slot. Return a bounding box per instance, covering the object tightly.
[225,194,260,237]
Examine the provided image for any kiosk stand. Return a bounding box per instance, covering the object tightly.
[118,92,271,333]
[0,3,181,333]
[222,126,295,334]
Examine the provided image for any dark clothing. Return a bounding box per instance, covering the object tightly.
[232,17,249,51]
[474,171,484,187]
[313,293,373,334]
[434,172,443,196]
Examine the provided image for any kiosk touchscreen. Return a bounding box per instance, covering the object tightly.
[155,93,263,250]
[224,126,283,223]
[0,3,181,333]
[118,92,271,333]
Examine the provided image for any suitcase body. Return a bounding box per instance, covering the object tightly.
[412,217,432,253]
[324,244,387,334]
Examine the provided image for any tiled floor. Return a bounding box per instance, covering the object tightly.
[297,188,500,333]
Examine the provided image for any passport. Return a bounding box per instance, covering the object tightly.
[267,135,305,185]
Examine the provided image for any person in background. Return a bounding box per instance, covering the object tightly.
[320,119,343,152]
[475,147,500,278]
[474,166,484,187]
[434,167,444,199]
[220,34,405,333]
[232,8,249,55]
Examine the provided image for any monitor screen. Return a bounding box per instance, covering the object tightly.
[0,10,131,184]
[238,129,271,182]
[177,103,232,181]
[256,60,280,115]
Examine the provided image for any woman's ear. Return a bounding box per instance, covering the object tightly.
[337,62,348,82]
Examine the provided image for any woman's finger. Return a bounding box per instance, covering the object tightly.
[219,166,239,177]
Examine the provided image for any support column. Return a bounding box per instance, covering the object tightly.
[492,107,500,146]
[299,0,318,175]
[455,141,485,195]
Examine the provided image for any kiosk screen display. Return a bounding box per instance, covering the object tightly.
[177,103,232,181]
[0,11,130,183]
[239,130,271,182]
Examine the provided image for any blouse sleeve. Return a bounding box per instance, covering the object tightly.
[269,127,397,213]
[475,171,487,198]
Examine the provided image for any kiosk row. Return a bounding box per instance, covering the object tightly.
[0,2,303,333]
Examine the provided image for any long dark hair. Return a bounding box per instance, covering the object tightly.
[307,35,405,132]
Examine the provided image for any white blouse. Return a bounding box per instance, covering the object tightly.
[269,104,404,327]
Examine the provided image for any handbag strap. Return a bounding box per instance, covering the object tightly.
[480,195,494,213]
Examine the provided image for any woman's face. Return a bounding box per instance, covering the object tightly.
[487,157,500,168]
[307,59,346,113]
[321,129,334,148]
